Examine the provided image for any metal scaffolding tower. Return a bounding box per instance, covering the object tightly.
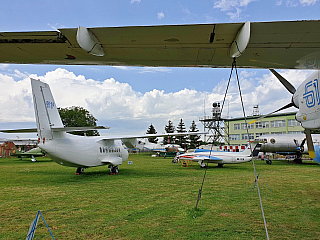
[199,102,229,144]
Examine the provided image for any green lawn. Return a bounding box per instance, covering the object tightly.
[0,154,319,239]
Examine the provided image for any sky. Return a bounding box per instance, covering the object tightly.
[0,0,320,139]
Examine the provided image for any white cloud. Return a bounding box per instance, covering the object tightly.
[213,0,255,20]
[0,68,218,135]
[300,0,318,5]
[276,0,318,6]
[157,12,164,20]
[130,0,141,4]
[0,68,312,136]
[0,64,9,70]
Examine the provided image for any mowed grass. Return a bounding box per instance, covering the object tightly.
[0,154,319,239]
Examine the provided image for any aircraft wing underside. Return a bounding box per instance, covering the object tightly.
[1,20,320,69]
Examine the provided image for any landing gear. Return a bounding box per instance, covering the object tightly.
[293,154,303,164]
[110,165,119,175]
[198,160,206,168]
[217,163,224,168]
[75,167,84,175]
[266,159,272,165]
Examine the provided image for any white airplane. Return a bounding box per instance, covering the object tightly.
[0,78,204,175]
[249,70,320,162]
[175,141,260,168]
[136,138,184,152]
[257,134,320,164]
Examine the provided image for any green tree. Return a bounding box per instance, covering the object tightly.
[163,120,175,145]
[146,123,158,143]
[188,120,200,149]
[58,106,100,136]
[176,118,187,149]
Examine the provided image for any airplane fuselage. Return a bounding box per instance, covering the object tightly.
[39,132,129,168]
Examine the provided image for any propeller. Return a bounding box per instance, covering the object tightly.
[293,138,306,153]
[249,69,315,159]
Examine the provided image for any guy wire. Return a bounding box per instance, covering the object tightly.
[234,59,270,240]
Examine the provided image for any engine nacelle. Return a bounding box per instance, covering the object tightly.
[76,26,104,56]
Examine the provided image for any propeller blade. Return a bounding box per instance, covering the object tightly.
[293,139,299,147]
[270,69,296,94]
[305,129,315,159]
[249,102,295,124]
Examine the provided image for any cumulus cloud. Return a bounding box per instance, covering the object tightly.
[157,12,164,20]
[214,0,255,20]
[0,68,312,136]
[0,68,220,135]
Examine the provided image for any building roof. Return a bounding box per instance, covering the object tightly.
[224,111,297,122]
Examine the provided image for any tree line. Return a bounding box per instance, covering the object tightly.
[146,119,201,149]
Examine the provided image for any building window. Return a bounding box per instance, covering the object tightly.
[271,120,286,128]
[271,132,286,134]
[288,119,300,127]
[241,123,254,130]
[234,124,240,130]
[256,132,269,138]
[288,131,304,134]
[242,133,254,140]
[255,121,269,129]
[229,134,240,140]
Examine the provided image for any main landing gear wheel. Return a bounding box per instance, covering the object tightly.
[75,167,84,175]
[110,166,119,175]
[217,163,224,168]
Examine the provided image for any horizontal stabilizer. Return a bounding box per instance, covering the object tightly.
[52,126,110,132]
[96,132,208,148]
[0,128,37,133]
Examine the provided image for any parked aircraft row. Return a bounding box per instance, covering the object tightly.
[1,20,320,171]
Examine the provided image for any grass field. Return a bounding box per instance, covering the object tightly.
[0,154,319,239]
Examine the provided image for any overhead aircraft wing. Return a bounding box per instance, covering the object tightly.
[1,20,320,69]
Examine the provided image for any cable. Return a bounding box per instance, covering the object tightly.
[234,58,270,240]
[195,61,236,210]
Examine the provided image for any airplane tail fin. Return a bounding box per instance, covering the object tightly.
[30,78,64,141]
